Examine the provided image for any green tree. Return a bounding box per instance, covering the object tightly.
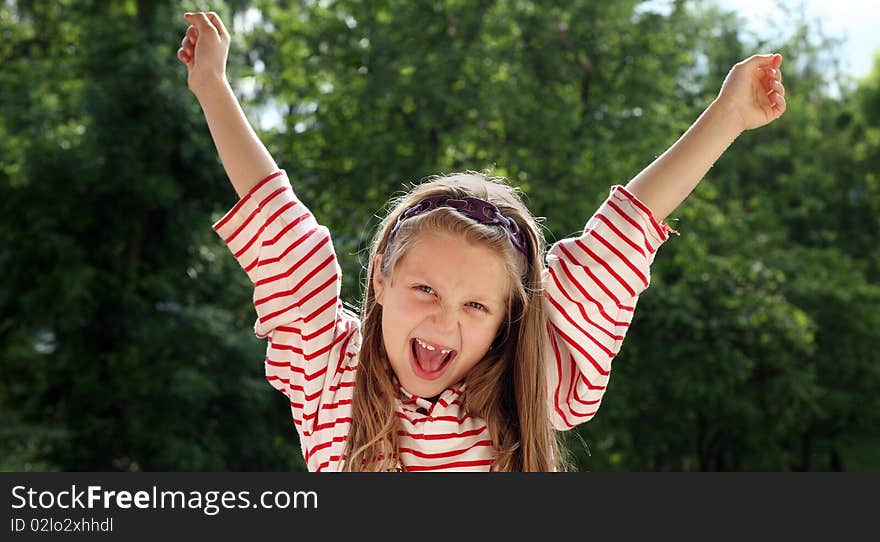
[0,0,303,471]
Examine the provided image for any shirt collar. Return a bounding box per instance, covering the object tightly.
[394,377,466,413]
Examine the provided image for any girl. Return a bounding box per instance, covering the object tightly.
[178,11,786,471]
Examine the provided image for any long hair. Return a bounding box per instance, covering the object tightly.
[343,171,567,471]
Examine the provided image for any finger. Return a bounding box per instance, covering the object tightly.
[771,93,787,117]
[206,12,229,38]
[749,52,782,70]
[185,24,198,41]
[773,80,785,97]
[184,12,218,37]
[177,47,191,65]
[762,67,782,87]
[179,35,194,58]
[765,79,785,99]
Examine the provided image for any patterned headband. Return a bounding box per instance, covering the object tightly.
[387,195,529,259]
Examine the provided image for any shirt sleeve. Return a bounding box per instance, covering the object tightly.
[542,184,679,430]
[211,170,359,444]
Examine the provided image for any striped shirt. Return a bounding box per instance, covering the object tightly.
[212,170,677,471]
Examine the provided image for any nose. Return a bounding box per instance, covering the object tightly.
[429,302,459,336]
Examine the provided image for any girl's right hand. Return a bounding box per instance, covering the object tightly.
[177,11,230,95]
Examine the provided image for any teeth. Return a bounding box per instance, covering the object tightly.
[416,338,453,355]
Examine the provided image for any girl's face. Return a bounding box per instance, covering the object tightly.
[373,231,511,399]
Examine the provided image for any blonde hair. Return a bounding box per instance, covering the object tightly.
[343,171,567,471]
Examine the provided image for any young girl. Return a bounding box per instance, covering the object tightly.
[178,11,786,471]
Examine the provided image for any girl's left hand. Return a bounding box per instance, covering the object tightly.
[716,53,787,132]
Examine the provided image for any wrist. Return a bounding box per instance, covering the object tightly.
[706,98,746,140]
[190,74,231,100]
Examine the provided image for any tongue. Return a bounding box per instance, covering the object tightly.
[415,344,448,373]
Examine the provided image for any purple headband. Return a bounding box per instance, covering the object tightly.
[388,195,529,259]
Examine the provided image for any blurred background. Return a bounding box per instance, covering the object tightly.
[1,0,878,472]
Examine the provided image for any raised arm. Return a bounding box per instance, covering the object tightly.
[625,53,787,223]
[178,11,277,199]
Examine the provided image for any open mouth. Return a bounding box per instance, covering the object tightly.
[410,337,457,380]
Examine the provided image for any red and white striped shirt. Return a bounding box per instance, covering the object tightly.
[212,170,677,471]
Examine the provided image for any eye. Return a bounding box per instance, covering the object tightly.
[466,301,488,312]
[415,285,435,295]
